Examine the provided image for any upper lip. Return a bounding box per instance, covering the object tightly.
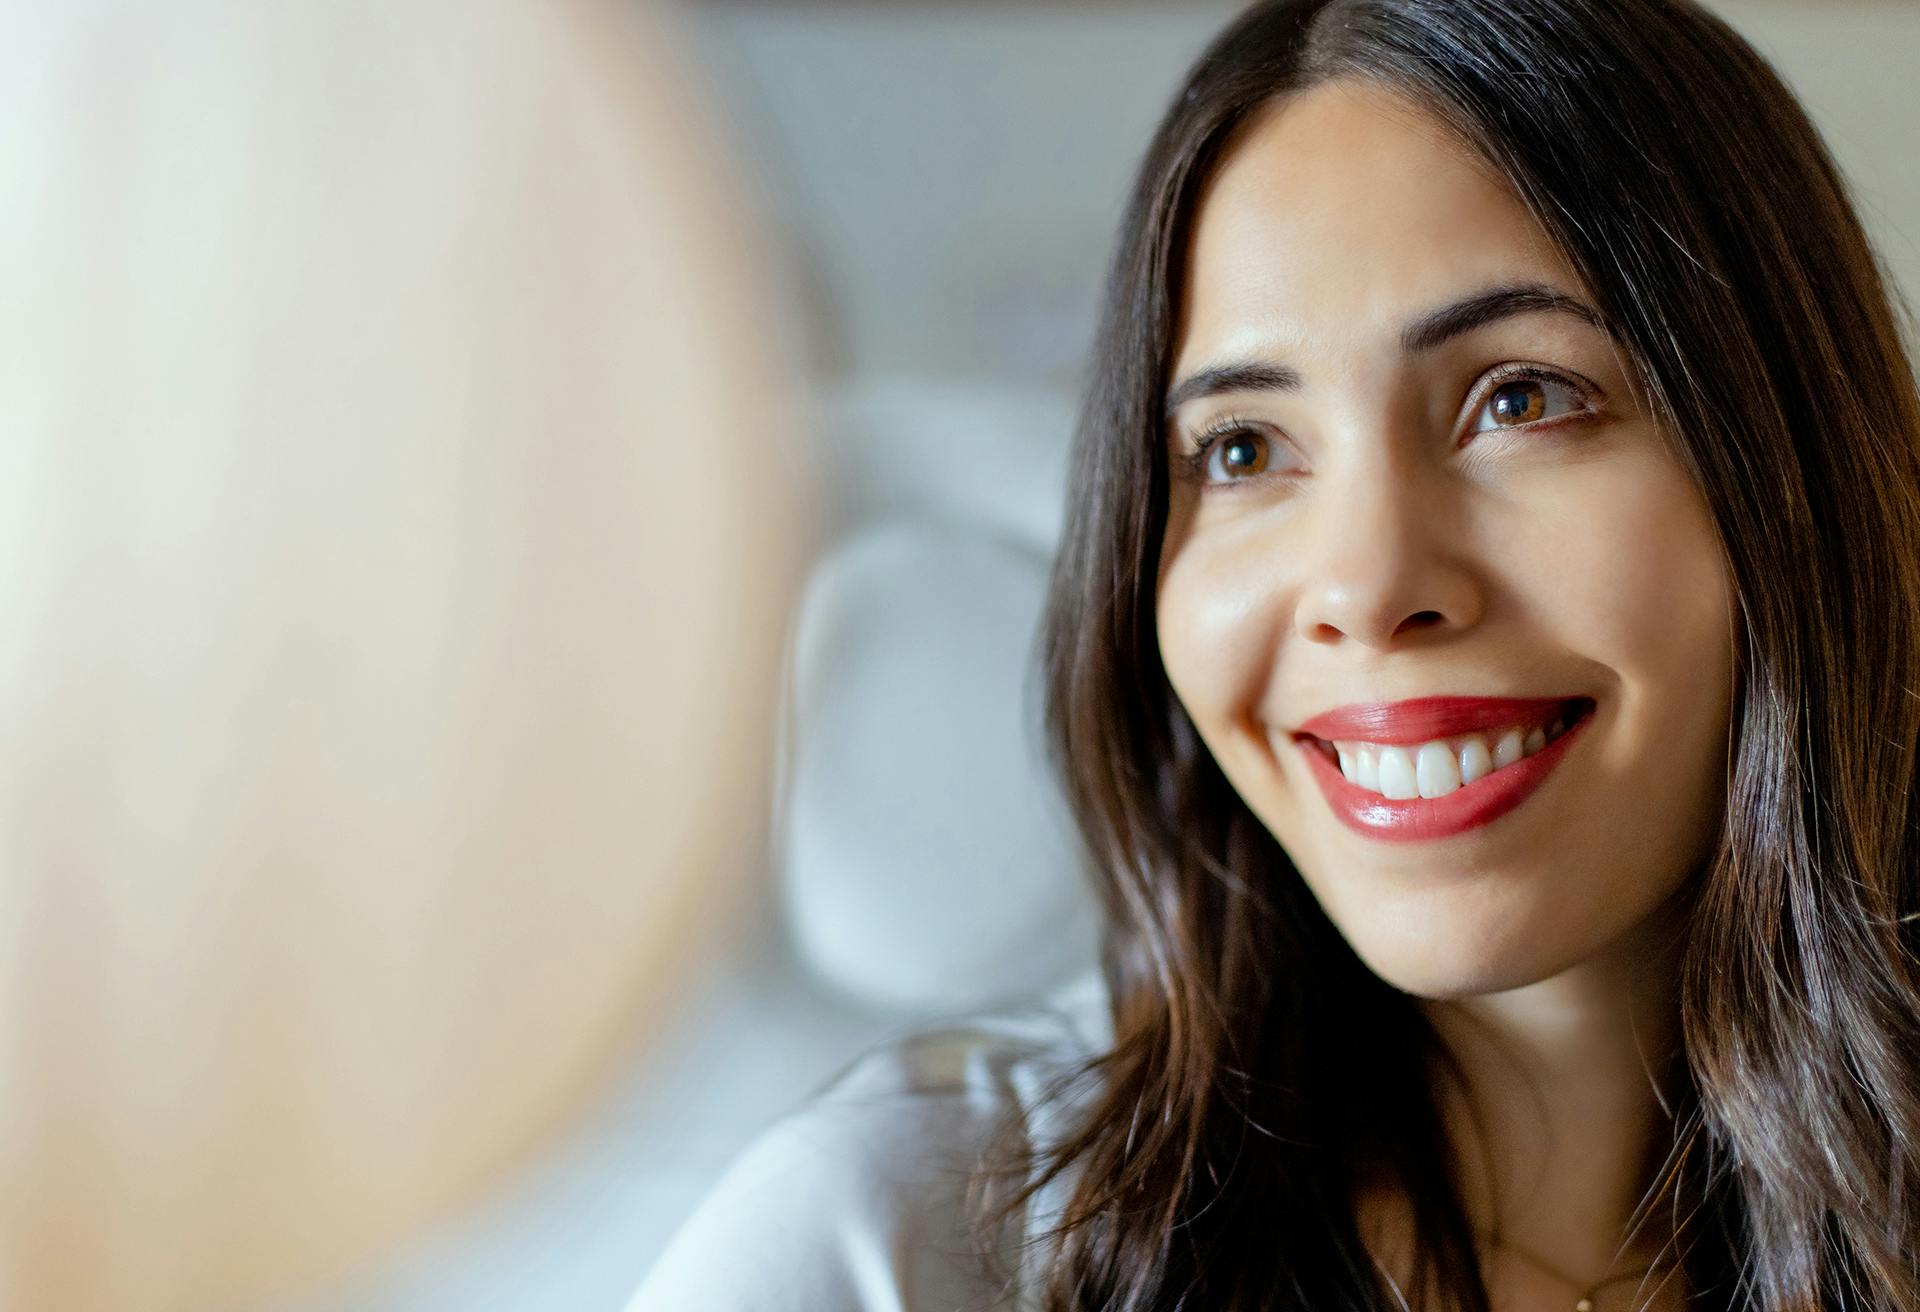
[1294,695,1587,746]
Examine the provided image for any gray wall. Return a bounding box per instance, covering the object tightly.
[686,1,1920,387]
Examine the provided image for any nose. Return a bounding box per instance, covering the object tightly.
[1291,463,1485,649]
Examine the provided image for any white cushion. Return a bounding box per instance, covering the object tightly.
[778,520,1098,1012]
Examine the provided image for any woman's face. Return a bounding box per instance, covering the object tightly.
[1156,79,1736,998]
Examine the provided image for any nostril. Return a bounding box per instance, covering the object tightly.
[1395,610,1447,635]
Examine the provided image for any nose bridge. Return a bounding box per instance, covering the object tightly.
[1294,448,1476,647]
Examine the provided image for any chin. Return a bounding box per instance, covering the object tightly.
[1339,918,1598,1001]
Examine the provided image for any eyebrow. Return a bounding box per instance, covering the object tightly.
[1162,282,1611,419]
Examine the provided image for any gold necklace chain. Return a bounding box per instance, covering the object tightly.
[1483,1235,1681,1312]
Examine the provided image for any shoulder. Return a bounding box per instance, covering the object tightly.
[626,973,1109,1312]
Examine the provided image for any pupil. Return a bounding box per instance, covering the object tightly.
[1227,439,1258,468]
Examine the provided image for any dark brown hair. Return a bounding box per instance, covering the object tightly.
[982,1,1920,1308]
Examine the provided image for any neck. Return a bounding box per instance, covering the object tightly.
[1417,895,1691,1286]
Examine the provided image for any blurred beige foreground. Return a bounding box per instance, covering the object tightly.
[0,1,808,1309]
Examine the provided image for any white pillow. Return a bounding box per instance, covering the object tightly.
[778,520,1099,1012]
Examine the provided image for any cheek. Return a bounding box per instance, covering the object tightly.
[1505,449,1736,855]
[1512,450,1733,714]
[1156,528,1288,740]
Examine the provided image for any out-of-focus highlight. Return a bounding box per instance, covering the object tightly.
[0,1,809,1308]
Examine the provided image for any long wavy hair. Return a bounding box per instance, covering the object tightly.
[977,1,1920,1309]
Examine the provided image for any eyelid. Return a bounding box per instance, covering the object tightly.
[1189,411,1274,450]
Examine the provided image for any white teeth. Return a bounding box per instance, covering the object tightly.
[1415,742,1461,798]
[1459,736,1493,785]
[1376,746,1419,800]
[1327,706,1578,800]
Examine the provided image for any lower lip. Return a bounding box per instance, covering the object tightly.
[1292,707,1591,844]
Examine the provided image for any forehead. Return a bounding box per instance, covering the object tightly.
[1174,78,1580,373]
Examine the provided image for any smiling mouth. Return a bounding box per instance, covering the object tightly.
[1296,697,1593,801]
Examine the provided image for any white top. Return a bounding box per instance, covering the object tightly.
[626,973,1111,1312]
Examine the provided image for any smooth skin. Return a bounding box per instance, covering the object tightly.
[1156,79,1735,1310]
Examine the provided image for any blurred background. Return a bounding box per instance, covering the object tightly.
[0,2,1913,1310]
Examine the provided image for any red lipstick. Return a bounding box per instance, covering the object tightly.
[1297,696,1575,745]
[1288,696,1593,844]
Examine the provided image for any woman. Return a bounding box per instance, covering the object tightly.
[634,0,1920,1308]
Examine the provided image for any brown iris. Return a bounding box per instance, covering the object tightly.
[1221,434,1267,475]
[1490,379,1548,425]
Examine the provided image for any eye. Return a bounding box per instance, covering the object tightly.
[1178,418,1279,487]
[1467,369,1592,437]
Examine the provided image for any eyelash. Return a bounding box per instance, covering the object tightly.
[1175,365,1596,487]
